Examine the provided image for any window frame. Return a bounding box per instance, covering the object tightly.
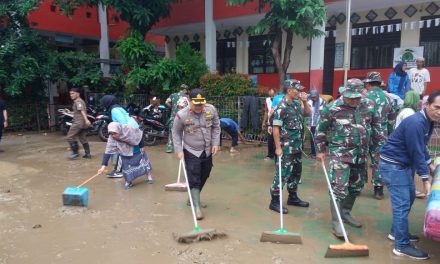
[248,35,277,74]
[350,19,402,70]
[420,15,440,67]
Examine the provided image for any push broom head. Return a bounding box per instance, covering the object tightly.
[325,242,369,258]
[164,182,187,192]
[173,227,227,244]
[260,228,302,244]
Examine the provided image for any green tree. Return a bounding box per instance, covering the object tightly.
[54,0,176,37]
[116,31,159,68]
[175,43,208,88]
[227,0,326,88]
[0,0,49,96]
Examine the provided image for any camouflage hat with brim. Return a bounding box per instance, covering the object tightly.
[364,72,382,83]
[284,79,304,90]
[189,88,206,105]
[343,78,364,98]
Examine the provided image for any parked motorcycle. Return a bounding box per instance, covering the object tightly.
[141,105,170,146]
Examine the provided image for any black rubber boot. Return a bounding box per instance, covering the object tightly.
[330,200,345,239]
[68,142,79,160]
[374,186,384,200]
[82,143,91,159]
[341,194,362,228]
[269,195,288,214]
[287,192,310,207]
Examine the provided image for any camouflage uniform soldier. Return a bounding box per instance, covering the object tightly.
[269,79,311,214]
[364,72,397,199]
[316,78,380,238]
[165,84,189,153]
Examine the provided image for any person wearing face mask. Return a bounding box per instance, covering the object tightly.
[172,89,220,220]
[316,79,379,238]
[388,62,410,100]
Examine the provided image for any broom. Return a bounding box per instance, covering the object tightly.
[62,172,102,206]
[260,155,302,244]
[173,158,226,243]
[321,160,369,258]
[164,159,187,192]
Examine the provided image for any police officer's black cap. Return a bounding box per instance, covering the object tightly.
[69,87,80,93]
[189,89,206,105]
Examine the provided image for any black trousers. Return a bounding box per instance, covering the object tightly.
[240,96,259,129]
[0,123,3,142]
[310,126,316,156]
[266,131,275,158]
[184,149,213,191]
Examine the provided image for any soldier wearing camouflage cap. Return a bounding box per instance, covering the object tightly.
[268,79,311,214]
[316,78,380,238]
[165,84,190,153]
[364,72,397,199]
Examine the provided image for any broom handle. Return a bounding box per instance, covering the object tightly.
[278,155,284,230]
[181,158,199,229]
[321,160,350,243]
[77,172,101,188]
[177,159,182,183]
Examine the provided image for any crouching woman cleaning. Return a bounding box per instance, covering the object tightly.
[97,122,152,189]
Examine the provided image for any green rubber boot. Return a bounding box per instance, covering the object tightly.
[190,188,204,220]
[341,194,362,228]
[166,144,174,153]
[330,200,345,239]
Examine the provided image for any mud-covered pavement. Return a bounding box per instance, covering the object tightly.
[0,133,439,264]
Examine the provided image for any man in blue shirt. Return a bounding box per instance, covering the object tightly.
[379,90,440,260]
[220,118,247,153]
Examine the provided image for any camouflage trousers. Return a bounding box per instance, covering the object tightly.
[368,149,383,187]
[329,160,366,202]
[167,115,175,146]
[270,153,302,196]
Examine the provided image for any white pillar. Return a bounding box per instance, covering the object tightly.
[205,0,217,72]
[309,23,326,93]
[98,3,110,77]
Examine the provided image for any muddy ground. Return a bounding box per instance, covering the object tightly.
[0,132,439,264]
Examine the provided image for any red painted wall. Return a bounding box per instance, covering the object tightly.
[257,72,310,91]
[27,0,164,46]
[214,0,268,20]
[28,1,100,38]
[154,0,205,28]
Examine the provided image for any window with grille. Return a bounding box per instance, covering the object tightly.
[420,15,440,67]
[350,20,401,70]
[248,35,276,74]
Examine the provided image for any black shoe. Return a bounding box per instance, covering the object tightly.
[374,186,384,200]
[387,233,420,242]
[269,195,288,214]
[287,192,309,207]
[393,246,429,260]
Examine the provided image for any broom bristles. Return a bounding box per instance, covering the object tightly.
[173,229,227,244]
[329,242,369,250]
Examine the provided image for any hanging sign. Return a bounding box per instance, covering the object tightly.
[393,46,424,68]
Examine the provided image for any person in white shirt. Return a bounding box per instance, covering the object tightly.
[306,89,326,158]
[262,88,276,160]
[409,57,430,98]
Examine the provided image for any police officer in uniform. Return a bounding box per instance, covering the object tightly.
[316,79,380,238]
[66,88,91,160]
[172,89,220,220]
[269,79,311,214]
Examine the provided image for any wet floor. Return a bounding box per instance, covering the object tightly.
[0,133,439,264]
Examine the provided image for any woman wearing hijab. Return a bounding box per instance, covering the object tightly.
[388,62,410,100]
[395,91,420,128]
[97,122,152,189]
